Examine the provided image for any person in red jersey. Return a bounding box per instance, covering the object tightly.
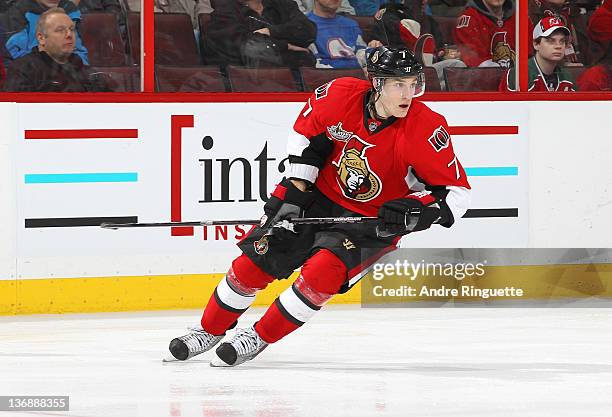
[587,0,612,43]
[168,46,472,367]
[453,0,534,68]
[577,0,612,91]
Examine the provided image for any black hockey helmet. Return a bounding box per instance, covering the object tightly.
[366,46,425,96]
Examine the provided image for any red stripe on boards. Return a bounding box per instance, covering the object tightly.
[25,129,139,139]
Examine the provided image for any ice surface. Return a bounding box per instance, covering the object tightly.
[1,306,611,417]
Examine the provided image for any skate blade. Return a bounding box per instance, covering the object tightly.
[163,355,211,363]
[209,356,233,367]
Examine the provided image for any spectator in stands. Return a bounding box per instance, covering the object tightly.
[5,0,89,64]
[499,16,576,91]
[373,1,440,57]
[79,0,125,37]
[1,0,12,12]
[4,8,107,91]
[350,0,400,16]
[578,51,611,90]
[79,0,122,17]
[428,0,468,17]
[372,0,466,88]
[347,0,419,16]
[0,7,8,90]
[196,0,213,13]
[529,0,594,65]
[454,0,532,68]
[127,0,213,29]
[203,0,316,67]
[308,0,382,68]
[587,0,611,42]
[577,0,611,90]
[294,0,355,14]
[0,57,4,89]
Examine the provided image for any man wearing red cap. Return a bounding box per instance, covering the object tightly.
[529,0,593,65]
[499,16,577,91]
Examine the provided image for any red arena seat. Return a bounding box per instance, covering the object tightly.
[564,65,587,83]
[80,13,127,66]
[127,13,200,66]
[226,66,300,92]
[423,66,442,92]
[348,16,378,43]
[432,16,457,46]
[89,66,140,92]
[156,65,227,92]
[197,13,212,63]
[300,67,366,92]
[444,67,506,91]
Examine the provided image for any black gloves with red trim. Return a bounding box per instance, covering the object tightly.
[376,191,444,238]
[261,178,315,240]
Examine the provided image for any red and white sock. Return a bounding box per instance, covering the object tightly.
[201,254,273,335]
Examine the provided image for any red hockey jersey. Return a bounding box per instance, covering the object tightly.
[289,77,471,219]
[588,0,612,43]
[577,64,611,91]
[453,0,533,67]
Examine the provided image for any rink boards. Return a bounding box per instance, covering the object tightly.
[1,100,611,314]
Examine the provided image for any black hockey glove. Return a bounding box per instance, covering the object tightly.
[261,178,315,241]
[376,192,442,238]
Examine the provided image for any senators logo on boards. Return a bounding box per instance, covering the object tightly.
[333,135,381,202]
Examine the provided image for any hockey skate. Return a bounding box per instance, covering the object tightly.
[168,327,224,361]
[210,326,268,367]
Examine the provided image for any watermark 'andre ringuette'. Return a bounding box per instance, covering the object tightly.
[369,260,525,299]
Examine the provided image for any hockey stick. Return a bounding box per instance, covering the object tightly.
[100,216,378,230]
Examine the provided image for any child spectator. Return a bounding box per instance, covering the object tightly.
[499,16,576,91]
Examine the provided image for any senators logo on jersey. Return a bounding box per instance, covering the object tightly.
[254,236,269,255]
[315,81,334,100]
[428,126,451,152]
[333,135,382,202]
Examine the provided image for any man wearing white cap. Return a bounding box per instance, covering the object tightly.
[499,16,577,91]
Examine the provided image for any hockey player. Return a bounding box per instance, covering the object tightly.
[169,46,472,367]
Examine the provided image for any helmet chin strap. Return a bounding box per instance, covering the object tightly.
[370,95,393,120]
[368,79,391,120]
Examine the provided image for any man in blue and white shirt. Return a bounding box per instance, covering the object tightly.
[307,0,382,68]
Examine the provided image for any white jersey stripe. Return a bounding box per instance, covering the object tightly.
[287,132,310,157]
[287,163,319,183]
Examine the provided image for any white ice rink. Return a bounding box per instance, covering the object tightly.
[1,306,612,417]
